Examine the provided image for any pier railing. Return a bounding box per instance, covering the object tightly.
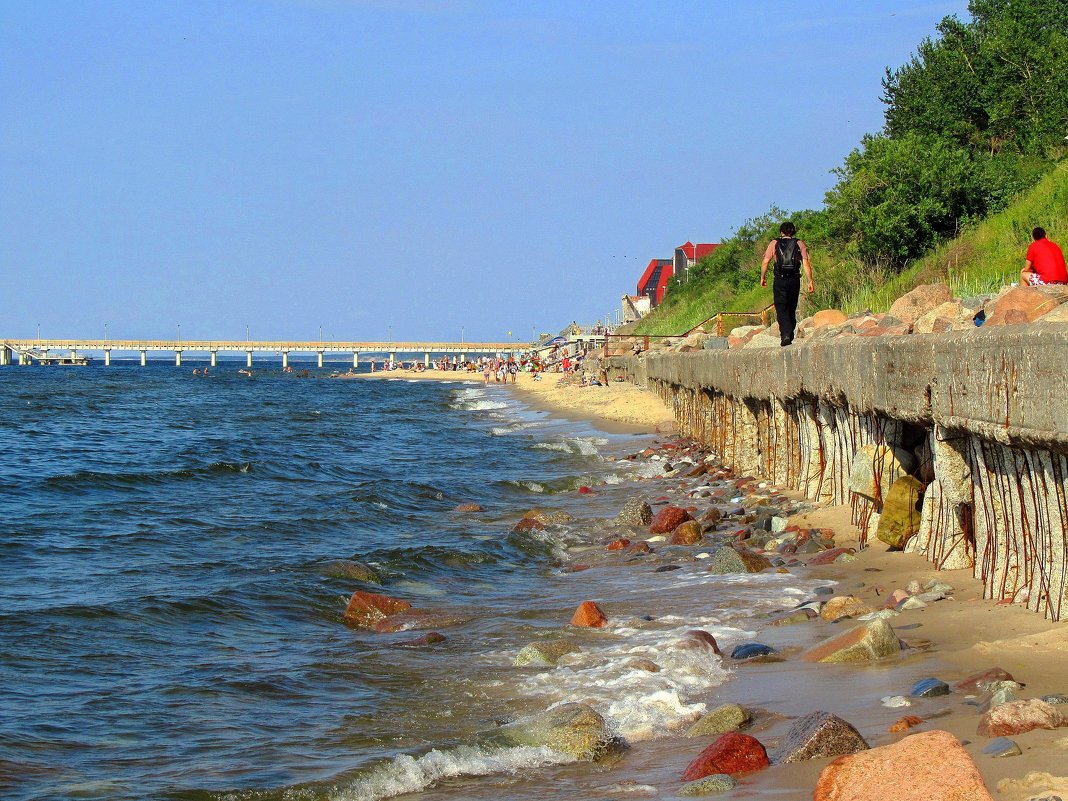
[603,304,776,357]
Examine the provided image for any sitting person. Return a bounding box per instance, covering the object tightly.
[1022,227,1067,286]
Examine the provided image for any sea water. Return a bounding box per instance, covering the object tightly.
[0,364,823,800]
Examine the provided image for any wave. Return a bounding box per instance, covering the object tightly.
[329,744,567,801]
[44,461,254,489]
[532,436,608,456]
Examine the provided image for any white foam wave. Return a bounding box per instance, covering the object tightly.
[334,744,566,801]
[532,436,607,456]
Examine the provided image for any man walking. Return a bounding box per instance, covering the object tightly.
[761,221,814,346]
[1021,227,1067,286]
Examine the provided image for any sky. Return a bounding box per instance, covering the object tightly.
[0,0,969,343]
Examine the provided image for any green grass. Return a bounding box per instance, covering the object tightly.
[633,159,1067,333]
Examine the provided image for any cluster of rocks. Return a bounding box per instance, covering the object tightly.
[644,281,1068,355]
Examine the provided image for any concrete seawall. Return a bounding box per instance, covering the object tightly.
[605,324,1068,620]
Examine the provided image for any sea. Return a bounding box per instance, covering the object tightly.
[0,361,827,801]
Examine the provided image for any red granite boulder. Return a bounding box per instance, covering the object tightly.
[570,601,608,628]
[680,732,769,781]
[813,730,993,801]
[650,506,692,534]
[343,591,412,627]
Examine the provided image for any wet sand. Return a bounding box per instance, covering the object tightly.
[342,366,1068,799]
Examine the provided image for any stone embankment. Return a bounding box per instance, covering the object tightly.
[606,284,1068,620]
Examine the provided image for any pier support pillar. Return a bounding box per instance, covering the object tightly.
[1,347,11,366]
[246,350,253,368]
[282,351,289,369]
[424,352,430,367]
[389,351,396,365]
[352,352,359,368]
[317,351,324,369]
[210,351,218,368]
[18,351,27,365]
[140,350,147,367]
[104,349,111,367]
[175,350,183,367]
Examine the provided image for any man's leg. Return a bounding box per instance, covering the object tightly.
[773,276,800,345]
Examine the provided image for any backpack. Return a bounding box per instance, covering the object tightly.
[775,237,802,272]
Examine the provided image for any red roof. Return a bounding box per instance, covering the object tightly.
[677,241,720,261]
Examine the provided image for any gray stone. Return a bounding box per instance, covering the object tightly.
[773,710,869,763]
[848,444,915,503]
[982,737,1022,757]
[481,702,624,761]
[616,497,653,526]
[686,703,751,737]
[320,559,382,584]
[678,774,737,795]
[514,640,580,667]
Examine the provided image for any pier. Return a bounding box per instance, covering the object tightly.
[0,339,529,368]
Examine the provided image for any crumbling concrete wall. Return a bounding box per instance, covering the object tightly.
[605,324,1068,619]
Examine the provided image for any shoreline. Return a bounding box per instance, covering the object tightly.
[340,369,675,435]
[343,367,1068,799]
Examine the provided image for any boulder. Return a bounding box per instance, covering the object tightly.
[768,608,817,626]
[321,560,382,584]
[453,502,484,513]
[913,300,964,334]
[678,774,737,796]
[605,538,631,551]
[483,702,623,761]
[955,667,1015,694]
[888,283,953,326]
[523,508,573,525]
[774,711,869,763]
[515,640,580,667]
[512,518,545,533]
[848,444,916,503]
[702,507,723,525]
[813,730,993,801]
[626,541,652,555]
[617,497,653,526]
[671,520,704,545]
[811,309,848,329]
[731,643,777,660]
[1037,303,1068,323]
[911,678,950,697]
[343,591,412,627]
[650,505,692,534]
[977,699,1063,737]
[686,703,751,737]
[680,732,770,781]
[685,629,723,655]
[876,476,926,548]
[807,547,856,565]
[800,619,901,663]
[371,608,473,633]
[708,546,772,575]
[986,286,1064,326]
[821,595,875,622]
[982,737,1022,758]
[570,600,608,628]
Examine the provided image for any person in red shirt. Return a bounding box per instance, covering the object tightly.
[1022,227,1067,285]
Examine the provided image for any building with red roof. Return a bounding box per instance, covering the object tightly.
[674,241,720,281]
[636,258,674,306]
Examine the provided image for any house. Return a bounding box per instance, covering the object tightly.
[621,294,651,323]
[673,241,720,282]
[636,258,674,306]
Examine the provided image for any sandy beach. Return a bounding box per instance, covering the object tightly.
[341,365,1068,799]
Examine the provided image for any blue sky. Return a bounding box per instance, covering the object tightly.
[1,0,968,342]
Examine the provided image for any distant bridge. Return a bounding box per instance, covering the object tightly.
[0,339,541,368]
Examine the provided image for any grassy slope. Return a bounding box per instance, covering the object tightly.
[840,159,1068,313]
[633,160,1067,335]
